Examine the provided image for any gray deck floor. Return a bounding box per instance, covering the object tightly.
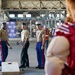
[4,41,45,75]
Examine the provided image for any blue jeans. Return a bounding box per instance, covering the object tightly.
[44,40,49,50]
[2,41,8,62]
[36,42,45,67]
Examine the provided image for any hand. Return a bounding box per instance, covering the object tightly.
[16,41,20,45]
[41,46,44,50]
[9,46,12,49]
[45,35,49,37]
[22,45,25,49]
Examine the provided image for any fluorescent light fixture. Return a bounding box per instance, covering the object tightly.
[18,14,23,18]
[52,14,54,18]
[57,14,60,17]
[49,14,51,17]
[9,14,15,18]
[57,23,60,25]
[37,16,40,19]
[23,12,28,15]
[40,14,45,17]
[62,11,65,14]
[26,14,31,17]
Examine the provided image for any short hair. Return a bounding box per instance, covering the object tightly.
[37,24,41,26]
[23,23,26,26]
[2,22,6,25]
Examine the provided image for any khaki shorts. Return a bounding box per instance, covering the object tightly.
[45,57,64,75]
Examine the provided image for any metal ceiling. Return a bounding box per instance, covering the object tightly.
[1,0,66,22]
[2,0,65,11]
[2,0,65,1]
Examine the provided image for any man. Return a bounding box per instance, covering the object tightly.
[35,21,45,69]
[18,23,30,68]
[0,22,12,62]
[43,25,50,51]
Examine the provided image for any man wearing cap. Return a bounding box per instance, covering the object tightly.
[0,22,12,62]
[35,21,45,69]
[18,23,30,68]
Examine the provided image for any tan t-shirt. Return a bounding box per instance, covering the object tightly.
[0,29,8,41]
[36,30,44,42]
[21,29,30,42]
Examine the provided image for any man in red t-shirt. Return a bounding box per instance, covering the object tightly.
[43,25,50,51]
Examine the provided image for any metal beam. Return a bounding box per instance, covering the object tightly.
[3,0,65,1]
[2,8,66,12]
[2,0,65,10]
[32,2,39,8]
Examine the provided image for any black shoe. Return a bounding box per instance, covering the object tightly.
[19,65,26,68]
[39,67,44,69]
[0,64,1,66]
[26,66,29,68]
[35,66,39,68]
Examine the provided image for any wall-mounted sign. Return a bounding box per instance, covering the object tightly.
[7,22,16,38]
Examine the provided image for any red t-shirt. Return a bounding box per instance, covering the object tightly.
[44,28,50,40]
[55,22,75,75]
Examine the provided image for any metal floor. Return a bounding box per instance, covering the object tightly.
[5,41,45,75]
